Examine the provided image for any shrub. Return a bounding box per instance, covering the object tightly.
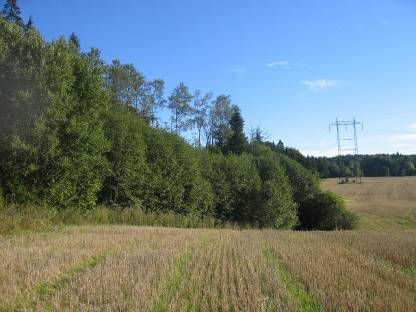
[298,191,358,230]
[254,148,298,228]
[0,187,4,210]
[99,105,148,207]
[199,149,298,228]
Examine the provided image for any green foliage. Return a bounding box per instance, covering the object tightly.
[0,187,4,210]
[254,147,298,228]
[142,129,213,215]
[226,106,248,155]
[168,82,193,134]
[2,0,23,26]
[0,19,110,210]
[0,17,354,231]
[199,148,298,228]
[287,152,416,178]
[0,205,228,235]
[299,191,358,230]
[99,105,148,207]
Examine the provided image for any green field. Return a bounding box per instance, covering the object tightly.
[321,176,416,230]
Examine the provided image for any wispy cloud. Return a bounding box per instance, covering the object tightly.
[266,60,305,68]
[300,148,338,157]
[385,124,416,153]
[382,20,389,25]
[267,60,289,67]
[301,79,337,90]
[229,66,246,74]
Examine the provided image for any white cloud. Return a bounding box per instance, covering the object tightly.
[266,60,305,68]
[267,60,289,67]
[301,79,337,90]
[300,148,338,157]
[229,66,246,74]
[409,123,416,129]
[386,131,416,154]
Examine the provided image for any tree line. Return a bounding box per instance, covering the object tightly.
[268,141,416,178]
[0,0,357,230]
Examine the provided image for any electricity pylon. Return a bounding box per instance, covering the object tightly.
[329,118,363,183]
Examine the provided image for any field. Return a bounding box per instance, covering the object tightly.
[1,225,415,311]
[321,176,416,230]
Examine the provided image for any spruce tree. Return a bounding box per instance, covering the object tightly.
[227,106,248,155]
[69,32,80,49]
[24,15,33,32]
[2,0,23,26]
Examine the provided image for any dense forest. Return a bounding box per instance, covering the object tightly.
[0,0,357,230]
[268,141,416,178]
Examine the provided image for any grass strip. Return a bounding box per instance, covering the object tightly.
[150,234,213,312]
[2,236,144,312]
[262,245,322,312]
[150,251,190,312]
[2,251,111,312]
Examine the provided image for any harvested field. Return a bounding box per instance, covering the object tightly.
[1,226,415,311]
[321,176,416,230]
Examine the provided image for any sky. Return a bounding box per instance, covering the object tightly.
[18,0,416,156]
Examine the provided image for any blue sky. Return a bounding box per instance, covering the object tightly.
[19,0,416,155]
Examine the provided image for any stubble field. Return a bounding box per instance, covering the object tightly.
[321,176,416,230]
[1,225,415,311]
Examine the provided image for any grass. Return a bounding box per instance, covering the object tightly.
[0,204,236,236]
[1,225,415,311]
[1,177,415,311]
[262,246,321,312]
[321,176,416,230]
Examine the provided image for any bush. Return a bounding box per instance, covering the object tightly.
[0,187,4,210]
[298,191,358,230]
[141,129,214,215]
[199,149,298,228]
[0,20,110,210]
[254,148,298,228]
[99,105,148,207]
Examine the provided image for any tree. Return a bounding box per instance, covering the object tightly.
[300,191,358,230]
[106,59,144,109]
[208,95,233,148]
[168,82,193,134]
[69,32,80,50]
[254,127,263,143]
[24,15,33,32]
[277,140,284,152]
[226,105,247,155]
[86,48,105,70]
[2,0,23,26]
[192,90,212,147]
[138,79,165,126]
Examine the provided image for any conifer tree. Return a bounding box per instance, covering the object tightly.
[2,0,23,26]
[226,106,248,155]
[24,15,33,32]
[69,32,80,49]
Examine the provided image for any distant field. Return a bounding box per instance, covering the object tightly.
[321,176,416,230]
[1,226,415,311]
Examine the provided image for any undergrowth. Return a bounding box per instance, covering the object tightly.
[0,204,237,235]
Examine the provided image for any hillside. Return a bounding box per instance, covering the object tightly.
[321,176,416,230]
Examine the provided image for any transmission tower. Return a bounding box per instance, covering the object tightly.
[329,118,363,184]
